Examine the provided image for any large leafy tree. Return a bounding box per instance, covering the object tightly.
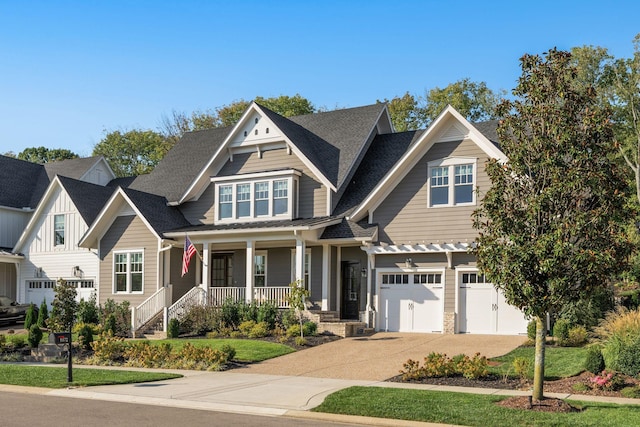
[93,129,170,177]
[378,92,424,132]
[423,78,503,124]
[17,146,78,164]
[473,49,633,400]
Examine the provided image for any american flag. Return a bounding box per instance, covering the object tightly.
[181,235,197,277]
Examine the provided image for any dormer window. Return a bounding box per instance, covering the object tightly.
[428,158,477,207]
[213,170,300,223]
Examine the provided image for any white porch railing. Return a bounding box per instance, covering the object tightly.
[208,286,290,308]
[254,286,290,308]
[131,285,172,334]
[209,287,246,306]
[167,286,207,327]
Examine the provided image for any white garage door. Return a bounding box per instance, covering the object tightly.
[458,271,528,335]
[378,271,443,333]
[26,279,96,308]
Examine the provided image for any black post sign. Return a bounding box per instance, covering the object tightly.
[53,332,71,345]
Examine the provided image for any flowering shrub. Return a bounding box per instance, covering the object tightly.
[399,352,489,380]
[590,370,625,391]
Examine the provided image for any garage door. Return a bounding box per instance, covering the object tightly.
[458,271,528,335]
[378,271,443,333]
[26,279,96,308]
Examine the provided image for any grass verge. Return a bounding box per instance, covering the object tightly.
[489,346,589,379]
[313,386,640,427]
[151,338,295,362]
[0,364,181,388]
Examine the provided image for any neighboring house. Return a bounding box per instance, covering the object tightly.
[0,155,115,303]
[77,102,528,335]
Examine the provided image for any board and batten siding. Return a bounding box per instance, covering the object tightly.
[99,215,158,307]
[181,148,327,224]
[26,187,88,254]
[0,208,30,249]
[373,138,491,245]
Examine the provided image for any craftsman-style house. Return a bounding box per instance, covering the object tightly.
[5,102,528,335]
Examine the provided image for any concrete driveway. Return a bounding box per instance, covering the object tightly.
[236,332,527,381]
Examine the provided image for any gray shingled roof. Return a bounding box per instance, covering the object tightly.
[121,187,191,236]
[320,219,378,240]
[473,120,500,148]
[126,127,230,201]
[0,155,44,209]
[58,176,115,225]
[332,130,424,216]
[287,104,386,190]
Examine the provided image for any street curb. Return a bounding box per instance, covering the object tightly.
[285,409,458,426]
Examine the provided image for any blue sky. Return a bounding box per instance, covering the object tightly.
[1,1,639,157]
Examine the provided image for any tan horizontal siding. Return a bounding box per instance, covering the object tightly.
[99,215,158,307]
[374,138,492,245]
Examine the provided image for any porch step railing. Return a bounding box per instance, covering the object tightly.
[131,285,172,335]
[208,286,290,308]
[254,286,290,308]
[167,286,207,326]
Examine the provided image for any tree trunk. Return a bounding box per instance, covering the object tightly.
[532,316,546,400]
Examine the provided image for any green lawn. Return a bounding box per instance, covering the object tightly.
[0,364,181,388]
[489,346,589,379]
[149,338,295,362]
[313,386,640,427]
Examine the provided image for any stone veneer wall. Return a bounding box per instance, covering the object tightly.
[443,312,456,334]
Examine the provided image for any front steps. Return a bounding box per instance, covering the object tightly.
[307,310,375,338]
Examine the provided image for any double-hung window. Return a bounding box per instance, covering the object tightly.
[213,170,300,223]
[428,158,477,207]
[114,251,143,293]
[54,214,65,246]
[254,252,267,287]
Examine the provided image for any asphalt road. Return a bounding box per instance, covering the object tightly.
[2,392,361,427]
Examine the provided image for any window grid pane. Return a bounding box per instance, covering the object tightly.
[219,185,233,219]
[255,182,269,216]
[273,180,288,215]
[54,215,65,245]
[454,164,474,204]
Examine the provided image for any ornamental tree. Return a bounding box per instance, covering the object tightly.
[473,48,633,400]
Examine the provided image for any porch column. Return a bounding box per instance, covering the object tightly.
[321,244,331,310]
[294,238,305,283]
[366,253,375,327]
[246,240,254,303]
[200,242,209,292]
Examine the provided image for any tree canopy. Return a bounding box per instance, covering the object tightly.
[422,78,503,124]
[92,129,170,177]
[17,146,78,164]
[473,48,633,400]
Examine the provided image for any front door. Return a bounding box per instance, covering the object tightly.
[341,261,360,320]
[211,254,233,287]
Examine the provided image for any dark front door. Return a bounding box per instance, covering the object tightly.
[211,254,233,287]
[341,261,361,320]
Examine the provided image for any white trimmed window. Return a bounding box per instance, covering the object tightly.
[54,214,65,246]
[213,170,300,223]
[114,251,143,293]
[254,252,267,287]
[428,158,477,207]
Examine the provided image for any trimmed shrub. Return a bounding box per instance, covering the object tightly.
[77,294,99,324]
[181,305,219,335]
[90,332,126,363]
[615,335,640,376]
[220,343,236,361]
[99,299,130,337]
[239,301,259,323]
[37,299,49,328]
[248,321,270,338]
[286,324,301,338]
[295,336,307,346]
[280,309,298,330]
[220,298,242,329]
[24,304,37,330]
[302,321,317,337]
[553,319,571,346]
[239,320,257,336]
[103,314,117,336]
[257,301,278,330]
[77,323,94,351]
[27,324,43,348]
[513,357,532,381]
[584,346,605,374]
[167,318,180,339]
[566,325,588,347]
